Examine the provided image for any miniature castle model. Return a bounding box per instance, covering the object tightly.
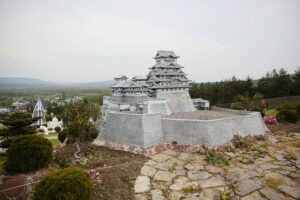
[32,99,46,126]
[95,51,268,148]
[108,50,195,114]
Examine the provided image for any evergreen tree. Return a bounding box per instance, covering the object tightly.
[62,98,100,142]
[292,67,300,95]
[0,112,39,147]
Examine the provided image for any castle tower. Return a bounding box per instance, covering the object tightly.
[32,99,46,126]
[146,51,196,113]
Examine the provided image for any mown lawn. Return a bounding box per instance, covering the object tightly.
[49,138,60,146]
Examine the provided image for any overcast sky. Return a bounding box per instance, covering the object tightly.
[0,0,299,82]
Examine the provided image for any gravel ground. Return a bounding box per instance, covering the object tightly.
[164,110,241,120]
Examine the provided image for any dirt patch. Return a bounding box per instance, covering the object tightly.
[19,143,148,200]
[267,122,300,133]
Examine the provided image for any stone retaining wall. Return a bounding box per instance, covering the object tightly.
[96,108,268,148]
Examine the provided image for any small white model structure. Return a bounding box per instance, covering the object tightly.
[32,99,46,126]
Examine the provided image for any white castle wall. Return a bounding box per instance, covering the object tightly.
[162,112,268,146]
[98,111,163,148]
[95,108,268,148]
[156,91,196,113]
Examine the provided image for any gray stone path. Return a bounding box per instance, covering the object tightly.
[134,132,300,200]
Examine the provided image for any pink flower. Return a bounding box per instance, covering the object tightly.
[263,115,277,125]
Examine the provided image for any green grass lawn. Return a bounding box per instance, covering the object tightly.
[49,138,60,146]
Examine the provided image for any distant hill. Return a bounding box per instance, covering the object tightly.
[0,77,114,89]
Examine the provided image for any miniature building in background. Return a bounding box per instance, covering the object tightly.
[32,99,46,126]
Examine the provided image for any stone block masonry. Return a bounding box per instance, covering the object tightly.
[96,108,268,148]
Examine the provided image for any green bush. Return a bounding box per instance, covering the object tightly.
[4,135,52,172]
[33,168,93,200]
[48,128,53,131]
[58,128,68,143]
[296,104,300,115]
[205,148,230,166]
[232,134,252,149]
[54,126,61,132]
[277,110,299,123]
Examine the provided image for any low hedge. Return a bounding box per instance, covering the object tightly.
[33,168,93,200]
[4,135,52,172]
[277,110,299,123]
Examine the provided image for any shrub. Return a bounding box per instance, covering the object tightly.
[54,126,61,132]
[232,134,252,149]
[205,148,230,166]
[265,109,279,117]
[53,155,70,168]
[277,110,299,123]
[33,168,93,200]
[38,128,44,133]
[4,135,52,172]
[48,127,53,131]
[58,128,68,143]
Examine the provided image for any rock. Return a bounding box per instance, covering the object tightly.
[161,149,178,157]
[184,162,204,171]
[280,165,296,172]
[177,153,194,161]
[234,179,263,196]
[134,176,151,193]
[205,165,224,174]
[169,176,198,191]
[175,169,186,176]
[152,181,168,191]
[277,185,300,199]
[198,176,225,188]
[241,191,266,200]
[272,160,291,166]
[272,153,286,161]
[187,171,211,180]
[259,163,280,171]
[295,160,300,169]
[224,152,235,158]
[141,165,157,177]
[135,194,149,200]
[264,172,298,187]
[183,193,203,200]
[198,189,222,200]
[0,175,31,200]
[168,157,185,166]
[151,189,165,200]
[169,191,185,200]
[288,171,300,178]
[151,153,172,162]
[155,158,184,171]
[144,160,158,166]
[153,170,176,182]
[260,186,292,200]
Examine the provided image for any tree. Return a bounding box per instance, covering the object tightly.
[257,68,291,98]
[62,98,100,142]
[291,67,300,95]
[0,112,39,147]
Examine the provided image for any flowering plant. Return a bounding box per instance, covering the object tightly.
[89,169,102,184]
[263,115,277,125]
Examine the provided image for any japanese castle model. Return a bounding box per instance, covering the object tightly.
[95,51,268,148]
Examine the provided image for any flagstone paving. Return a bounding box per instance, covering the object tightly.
[134,130,300,200]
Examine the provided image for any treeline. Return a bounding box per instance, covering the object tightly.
[189,68,300,105]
